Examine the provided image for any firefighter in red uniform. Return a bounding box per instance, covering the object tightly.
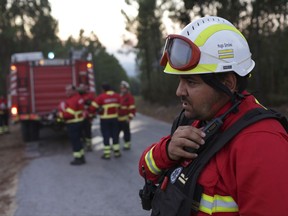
[58,84,85,165]
[0,95,9,135]
[78,84,96,152]
[93,83,121,159]
[118,80,136,150]
[138,16,288,215]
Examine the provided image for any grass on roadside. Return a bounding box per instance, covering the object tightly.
[135,96,182,124]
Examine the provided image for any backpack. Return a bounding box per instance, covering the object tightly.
[148,108,288,216]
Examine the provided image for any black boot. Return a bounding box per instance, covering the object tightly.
[114,150,122,158]
[101,154,111,160]
[70,156,86,165]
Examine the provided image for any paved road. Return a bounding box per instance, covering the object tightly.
[14,113,171,216]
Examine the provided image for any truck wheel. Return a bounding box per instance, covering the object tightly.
[30,120,40,141]
[21,121,31,142]
[20,120,40,142]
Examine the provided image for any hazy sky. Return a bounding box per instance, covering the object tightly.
[49,0,137,76]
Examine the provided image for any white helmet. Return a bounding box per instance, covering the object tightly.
[161,16,255,76]
[120,80,130,88]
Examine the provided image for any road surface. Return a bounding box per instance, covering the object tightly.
[14,113,171,216]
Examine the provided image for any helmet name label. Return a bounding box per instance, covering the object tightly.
[217,43,232,49]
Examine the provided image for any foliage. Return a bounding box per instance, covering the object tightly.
[60,30,130,94]
[0,0,129,96]
[0,0,61,94]
[124,0,179,104]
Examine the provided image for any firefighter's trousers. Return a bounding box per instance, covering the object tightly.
[82,118,92,140]
[100,118,119,146]
[66,121,84,157]
[118,120,131,142]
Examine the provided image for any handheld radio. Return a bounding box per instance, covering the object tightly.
[184,100,242,154]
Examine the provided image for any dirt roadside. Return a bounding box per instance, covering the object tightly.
[0,124,27,216]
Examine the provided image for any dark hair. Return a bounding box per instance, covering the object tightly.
[102,83,111,91]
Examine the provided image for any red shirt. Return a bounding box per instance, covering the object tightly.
[139,93,288,215]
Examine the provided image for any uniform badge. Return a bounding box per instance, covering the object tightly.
[170,167,183,184]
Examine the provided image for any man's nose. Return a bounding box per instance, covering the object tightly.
[176,81,186,97]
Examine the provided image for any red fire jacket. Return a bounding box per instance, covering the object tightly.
[80,91,96,119]
[118,92,136,121]
[58,93,84,123]
[139,93,288,215]
[94,90,120,119]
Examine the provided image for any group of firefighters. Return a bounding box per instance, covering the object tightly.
[57,80,136,165]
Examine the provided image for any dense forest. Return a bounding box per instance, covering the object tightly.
[1,0,287,106]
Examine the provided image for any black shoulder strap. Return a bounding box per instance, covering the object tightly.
[186,108,288,208]
[170,109,194,136]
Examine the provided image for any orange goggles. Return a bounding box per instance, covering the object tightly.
[160,34,201,71]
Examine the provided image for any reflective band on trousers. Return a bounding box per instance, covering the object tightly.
[199,193,239,215]
[73,149,84,158]
[145,146,161,175]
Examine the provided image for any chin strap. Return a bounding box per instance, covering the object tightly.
[201,73,248,106]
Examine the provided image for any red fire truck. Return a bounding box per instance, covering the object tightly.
[8,51,96,142]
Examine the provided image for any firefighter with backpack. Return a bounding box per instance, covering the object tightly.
[138,16,288,216]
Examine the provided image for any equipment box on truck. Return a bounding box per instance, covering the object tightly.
[8,52,95,142]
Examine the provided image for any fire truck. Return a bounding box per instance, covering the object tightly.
[8,51,96,142]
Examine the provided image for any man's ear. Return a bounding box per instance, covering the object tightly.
[223,72,237,92]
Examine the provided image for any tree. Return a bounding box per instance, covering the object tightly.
[0,0,60,95]
[62,30,129,93]
[124,0,178,103]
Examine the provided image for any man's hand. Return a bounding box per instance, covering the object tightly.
[167,126,206,161]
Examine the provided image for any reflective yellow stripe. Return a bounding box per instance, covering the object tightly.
[73,149,84,158]
[199,193,239,215]
[129,105,135,109]
[104,146,111,154]
[144,146,161,175]
[112,143,120,151]
[66,107,76,115]
[118,116,128,121]
[66,118,84,123]
[100,103,119,119]
[164,24,245,74]
[91,101,98,108]
[101,113,118,119]
[255,98,267,109]
[65,108,83,121]
[165,63,218,74]
[194,24,245,47]
[103,103,119,109]
[106,91,115,95]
